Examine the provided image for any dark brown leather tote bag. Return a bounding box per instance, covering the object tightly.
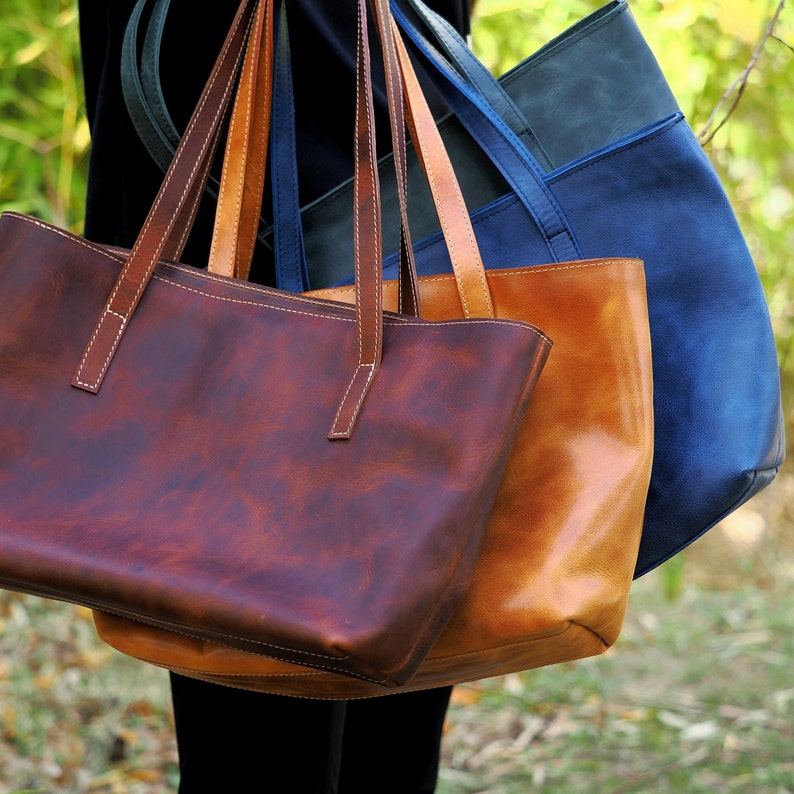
[0,0,551,690]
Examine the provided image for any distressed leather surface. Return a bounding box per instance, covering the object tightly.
[367,114,785,577]
[94,255,655,697]
[0,212,550,686]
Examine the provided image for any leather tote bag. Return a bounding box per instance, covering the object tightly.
[92,0,655,698]
[0,0,552,690]
[121,0,783,576]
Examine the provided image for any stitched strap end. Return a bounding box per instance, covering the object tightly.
[71,310,126,394]
[328,363,377,440]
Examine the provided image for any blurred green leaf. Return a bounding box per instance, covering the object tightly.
[471,0,793,425]
[0,0,87,232]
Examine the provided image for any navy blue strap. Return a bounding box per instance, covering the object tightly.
[124,0,582,277]
[272,0,584,270]
[268,0,583,288]
[392,2,582,262]
[403,0,553,169]
[270,2,310,292]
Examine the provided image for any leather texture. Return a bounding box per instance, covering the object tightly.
[365,111,785,578]
[120,0,679,289]
[95,254,655,698]
[0,0,552,688]
[91,2,656,697]
[314,12,783,578]
[296,0,681,289]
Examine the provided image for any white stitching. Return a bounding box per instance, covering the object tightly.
[96,605,350,664]
[328,363,377,438]
[72,309,126,389]
[148,274,551,345]
[395,25,492,319]
[313,257,642,295]
[9,213,561,341]
[73,7,252,387]
[384,22,419,314]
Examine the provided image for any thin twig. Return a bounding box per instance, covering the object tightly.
[697,0,787,146]
[772,33,794,54]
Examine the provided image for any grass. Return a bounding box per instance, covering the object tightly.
[438,581,794,793]
[0,596,178,792]
[1,469,792,793]
[438,469,794,794]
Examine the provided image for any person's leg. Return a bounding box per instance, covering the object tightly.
[336,686,453,794]
[170,673,348,793]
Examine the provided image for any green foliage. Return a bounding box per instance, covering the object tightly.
[0,0,88,233]
[0,592,178,790]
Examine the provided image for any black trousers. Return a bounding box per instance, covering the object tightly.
[171,673,453,793]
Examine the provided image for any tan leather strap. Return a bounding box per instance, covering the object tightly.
[391,20,492,318]
[211,0,492,318]
[207,0,416,307]
[207,0,274,279]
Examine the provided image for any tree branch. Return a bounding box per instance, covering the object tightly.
[697,0,787,147]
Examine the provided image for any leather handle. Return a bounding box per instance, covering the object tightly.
[402,0,553,168]
[392,0,582,263]
[120,0,279,268]
[214,0,493,318]
[208,0,421,312]
[73,0,405,441]
[392,22,493,318]
[119,0,581,274]
[377,0,420,318]
[328,0,397,438]
[206,0,275,279]
[72,0,259,394]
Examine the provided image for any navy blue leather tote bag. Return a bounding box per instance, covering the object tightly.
[299,4,785,577]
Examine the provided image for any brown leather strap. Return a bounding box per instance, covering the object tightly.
[369,0,418,317]
[160,123,225,264]
[72,0,404,442]
[206,0,413,303]
[327,0,388,438]
[73,0,259,393]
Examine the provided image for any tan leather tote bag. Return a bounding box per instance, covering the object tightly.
[92,0,654,697]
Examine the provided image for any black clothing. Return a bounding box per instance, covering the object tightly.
[171,673,453,792]
[77,1,470,790]
[78,0,470,280]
